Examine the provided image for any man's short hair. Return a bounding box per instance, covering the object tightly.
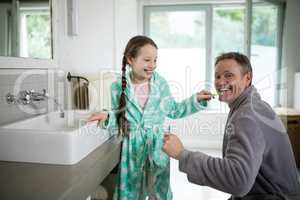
[215,52,253,75]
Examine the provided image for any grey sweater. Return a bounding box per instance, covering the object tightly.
[179,86,300,200]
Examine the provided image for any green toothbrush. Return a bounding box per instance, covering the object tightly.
[211,88,230,98]
[211,90,223,98]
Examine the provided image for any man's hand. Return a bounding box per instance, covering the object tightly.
[163,134,184,160]
[87,112,108,122]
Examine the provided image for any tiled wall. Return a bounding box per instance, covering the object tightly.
[0,69,62,126]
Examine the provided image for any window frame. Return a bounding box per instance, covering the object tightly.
[0,0,58,69]
[140,0,285,107]
[143,4,213,85]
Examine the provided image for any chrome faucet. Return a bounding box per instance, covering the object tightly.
[44,92,65,118]
[6,89,64,118]
[30,89,48,101]
[6,90,36,105]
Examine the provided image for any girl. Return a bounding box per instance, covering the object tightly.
[88,35,211,200]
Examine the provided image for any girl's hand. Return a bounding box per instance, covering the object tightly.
[87,112,108,122]
[196,90,212,102]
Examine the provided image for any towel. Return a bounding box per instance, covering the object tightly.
[72,78,89,110]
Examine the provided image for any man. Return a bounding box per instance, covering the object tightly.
[163,52,300,200]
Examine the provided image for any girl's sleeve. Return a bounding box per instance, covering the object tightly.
[100,84,119,129]
[161,80,207,119]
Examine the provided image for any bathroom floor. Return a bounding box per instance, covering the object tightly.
[170,148,230,200]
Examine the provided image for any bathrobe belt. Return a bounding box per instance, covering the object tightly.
[136,127,162,199]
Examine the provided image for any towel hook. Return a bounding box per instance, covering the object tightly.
[67,72,89,84]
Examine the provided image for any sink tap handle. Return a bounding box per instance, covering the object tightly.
[6,93,16,104]
[25,94,31,101]
[42,89,49,97]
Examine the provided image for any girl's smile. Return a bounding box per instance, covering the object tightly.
[127,44,157,83]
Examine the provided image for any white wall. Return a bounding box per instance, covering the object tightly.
[53,0,140,113]
[114,0,139,70]
[281,0,300,108]
[55,0,115,75]
[55,0,139,76]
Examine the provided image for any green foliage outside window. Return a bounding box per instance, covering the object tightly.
[252,6,277,46]
[215,5,277,47]
[26,13,51,59]
[148,4,277,51]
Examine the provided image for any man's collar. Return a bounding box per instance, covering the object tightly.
[228,85,254,110]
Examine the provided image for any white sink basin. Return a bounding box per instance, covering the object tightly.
[0,110,114,165]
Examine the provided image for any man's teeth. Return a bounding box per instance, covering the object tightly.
[220,88,230,91]
[219,86,232,92]
[218,87,232,95]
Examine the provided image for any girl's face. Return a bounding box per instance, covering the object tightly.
[127,44,157,83]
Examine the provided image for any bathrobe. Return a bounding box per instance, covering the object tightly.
[102,71,207,200]
[179,86,300,200]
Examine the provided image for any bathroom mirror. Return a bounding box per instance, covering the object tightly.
[0,0,52,60]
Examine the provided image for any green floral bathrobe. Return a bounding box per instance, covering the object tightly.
[101,71,206,200]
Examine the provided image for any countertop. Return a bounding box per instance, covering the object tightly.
[0,136,121,200]
[274,107,300,117]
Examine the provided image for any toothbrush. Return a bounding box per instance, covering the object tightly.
[97,120,101,127]
[164,125,171,135]
[211,88,230,98]
[211,90,223,98]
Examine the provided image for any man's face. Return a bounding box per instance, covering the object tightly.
[214,59,252,104]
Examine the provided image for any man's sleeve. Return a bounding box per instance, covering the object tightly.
[178,117,265,197]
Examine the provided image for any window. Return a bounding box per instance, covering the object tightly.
[19,4,51,59]
[144,6,207,101]
[251,3,279,106]
[212,6,245,65]
[143,1,283,109]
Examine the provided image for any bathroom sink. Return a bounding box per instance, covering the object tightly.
[0,110,115,165]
